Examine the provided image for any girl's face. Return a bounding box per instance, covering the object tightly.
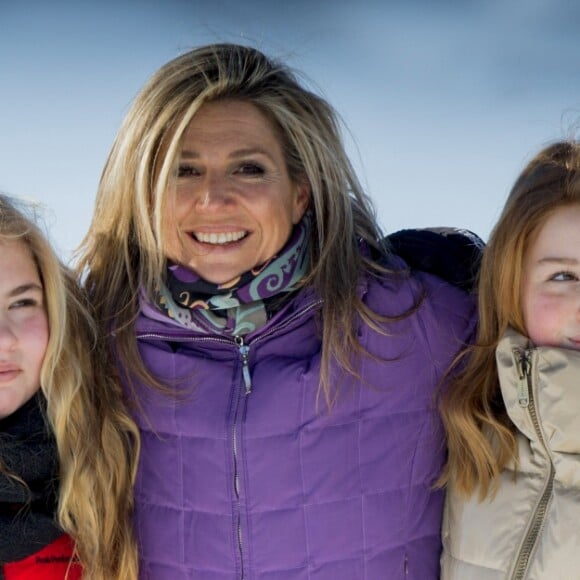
[522,204,580,350]
[163,99,310,285]
[0,240,48,419]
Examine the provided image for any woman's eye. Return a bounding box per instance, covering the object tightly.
[550,271,578,282]
[177,165,200,178]
[9,298,39,309]
[236,163,265,176]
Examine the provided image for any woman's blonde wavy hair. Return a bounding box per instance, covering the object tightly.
[440,140,580,499]
[0,194,139,579]
[75,43,394,404]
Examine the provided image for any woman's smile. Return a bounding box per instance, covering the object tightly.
[192,230,248,245]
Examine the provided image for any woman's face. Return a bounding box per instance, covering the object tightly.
[0,239,48,419]
[521,204,580,350]
[163,99,310,285]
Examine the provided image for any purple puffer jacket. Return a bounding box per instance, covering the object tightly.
[128,262,475,579]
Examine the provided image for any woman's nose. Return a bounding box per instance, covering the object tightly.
[0,321,17,351]
[195,174,232,210]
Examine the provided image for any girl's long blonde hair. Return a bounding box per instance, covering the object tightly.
[440,140,580,499]
[75,43,397,405]
[0,194,139,579]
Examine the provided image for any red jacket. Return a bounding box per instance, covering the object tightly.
[3,534,82,579]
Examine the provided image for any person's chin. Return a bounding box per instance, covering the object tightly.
[195,263,247,286]
[0,388,27,420]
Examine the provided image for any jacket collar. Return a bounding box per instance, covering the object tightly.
[497,328,580,485]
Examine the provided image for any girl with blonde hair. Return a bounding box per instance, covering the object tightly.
[0,194,138,579]
[77,43,475,579]
[441,141,580,579]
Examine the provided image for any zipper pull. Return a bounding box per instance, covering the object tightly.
[514,349,530,407]
[235,336,252,395]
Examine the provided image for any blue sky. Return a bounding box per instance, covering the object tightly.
[2,0,580,258]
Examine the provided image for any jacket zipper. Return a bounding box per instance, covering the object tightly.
[515,349,531,408]
[236,335,252,395]
[232,335,252,579]
[511,348,555,580]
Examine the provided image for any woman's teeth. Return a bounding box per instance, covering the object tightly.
[194,231,247,245]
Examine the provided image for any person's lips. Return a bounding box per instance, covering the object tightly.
[0,364,21,383]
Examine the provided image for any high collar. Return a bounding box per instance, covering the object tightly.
[497,328,580,485]
[137,282,322,341]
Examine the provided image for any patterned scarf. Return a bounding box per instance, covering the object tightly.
[157,212,312,336]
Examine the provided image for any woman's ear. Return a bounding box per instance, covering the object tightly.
[292,180,311,224]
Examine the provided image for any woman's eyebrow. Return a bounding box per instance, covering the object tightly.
[179,147,273,160]
[179,150,199,159]
[537,256,579,265]
[7,283,43,297]
[229,147,271,159]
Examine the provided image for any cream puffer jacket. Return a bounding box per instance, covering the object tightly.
[441,328,580,580]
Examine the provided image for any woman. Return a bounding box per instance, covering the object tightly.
[0,194,138,579]
[440,141,580,579]
[77,43,475,579]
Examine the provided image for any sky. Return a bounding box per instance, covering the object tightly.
[2,0,580,259]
